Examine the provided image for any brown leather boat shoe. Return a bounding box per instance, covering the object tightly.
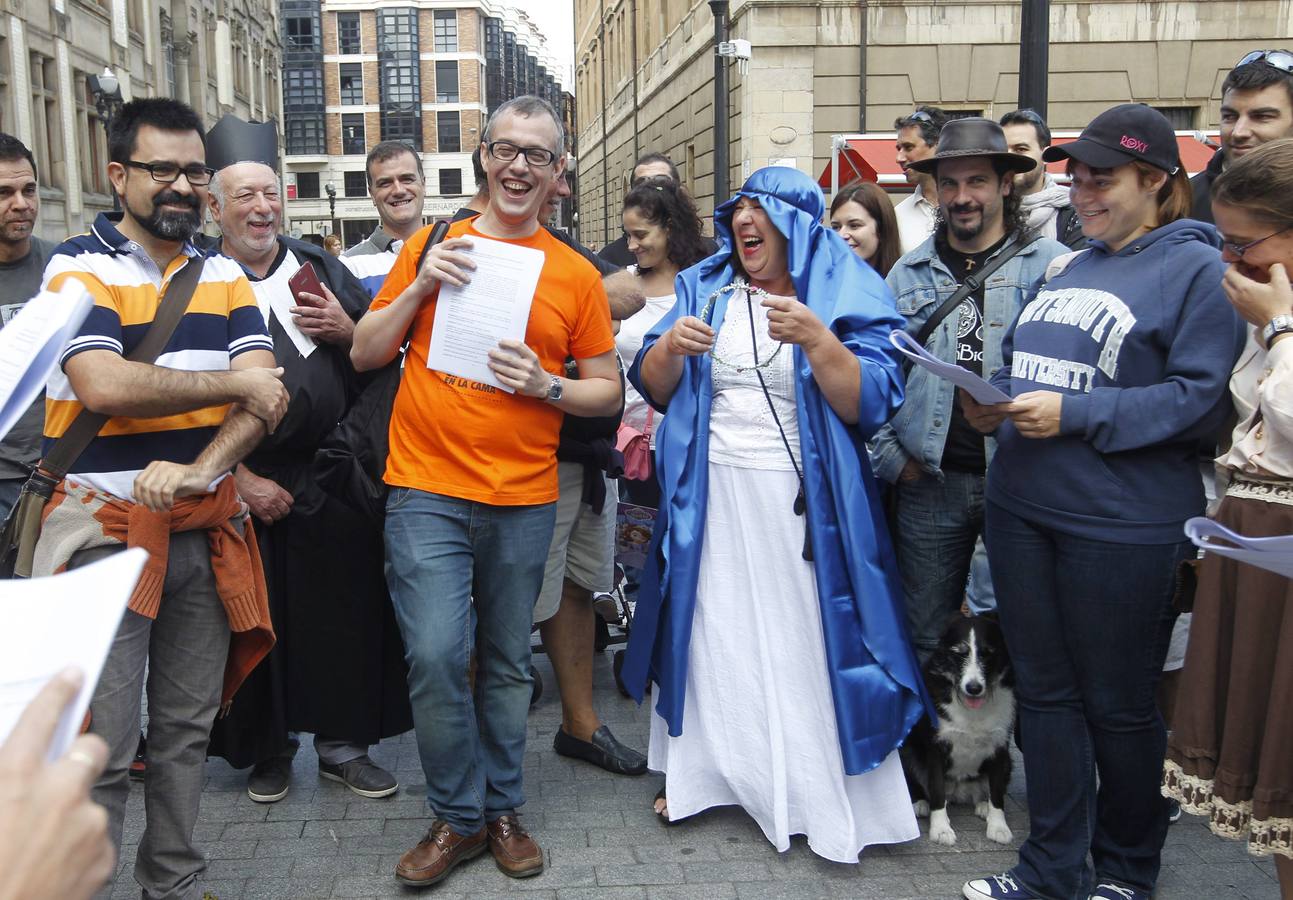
[394,819,487,887]
[487,814,544,877]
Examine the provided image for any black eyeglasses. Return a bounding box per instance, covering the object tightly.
[124,160,215,186]
[486,141,557,167]
[1236,49,1293,74]
[1221,225,1293,259]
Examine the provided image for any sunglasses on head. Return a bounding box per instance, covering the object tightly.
[1237,49,1293,74]
[907,110,934,124]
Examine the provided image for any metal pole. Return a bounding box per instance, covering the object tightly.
[708,0,730,209]
[1018,0,1050,116]
[857,0,868,133]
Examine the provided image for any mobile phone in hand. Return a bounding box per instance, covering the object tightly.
[288,261,326,306]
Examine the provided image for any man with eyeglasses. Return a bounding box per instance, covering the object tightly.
[33,97,288,899]
[1193,49,1293,224]
[352,95,621,890]
[202,153,411,808]
[894,106,951,252]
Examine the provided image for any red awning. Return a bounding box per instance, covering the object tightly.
[819,131,1220,192]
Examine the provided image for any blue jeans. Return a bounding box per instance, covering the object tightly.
[985,500,1187,899]
[894,469,989,657]
[383,487,555,835]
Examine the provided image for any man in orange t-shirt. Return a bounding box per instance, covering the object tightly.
[351,96,619,890]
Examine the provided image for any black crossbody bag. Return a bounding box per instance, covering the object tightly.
[0,256,206,578]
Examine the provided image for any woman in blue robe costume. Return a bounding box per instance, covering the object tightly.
[621,166,932,861]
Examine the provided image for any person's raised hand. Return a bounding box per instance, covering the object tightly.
[413,237,476,294]
[488,339,551,398]
[1223,261,1293,329]
[0,669,115,900]
[292,283,354,345]
[234,367,289,433]
[762,296,829,348]
[664,316,715,357]
[959,388,1011,435]
[1007,390,1064,439]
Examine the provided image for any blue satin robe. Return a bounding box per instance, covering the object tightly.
[620,167,934,776]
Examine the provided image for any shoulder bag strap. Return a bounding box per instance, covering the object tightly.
[39,254,207,481]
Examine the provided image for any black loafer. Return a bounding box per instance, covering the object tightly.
[553,724,647,775]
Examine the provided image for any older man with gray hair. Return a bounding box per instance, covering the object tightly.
[352,95,621,889]
[205,158,411,806]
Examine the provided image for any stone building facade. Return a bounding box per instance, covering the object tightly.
[574,0,1293,248]
[3,0,282,242]
[282,0,568,247]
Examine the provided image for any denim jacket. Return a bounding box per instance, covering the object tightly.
[870,231,1068,484]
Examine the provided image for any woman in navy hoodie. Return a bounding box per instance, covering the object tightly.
[959,105,1245,900]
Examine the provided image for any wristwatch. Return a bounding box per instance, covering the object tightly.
[544,375,563,402]
[1262,314,1293,349]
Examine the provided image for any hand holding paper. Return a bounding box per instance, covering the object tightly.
[889,329,1012,405]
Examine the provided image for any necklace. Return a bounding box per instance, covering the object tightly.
[701,278,788,373]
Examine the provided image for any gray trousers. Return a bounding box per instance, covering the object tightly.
[75,530,232,900]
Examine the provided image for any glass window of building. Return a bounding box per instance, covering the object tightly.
[344,171,368,197]
[296,171,320,198]
[342,114,365,154]
[439,168,462,195]
[285,15,317,51]
[382,113,421,148]
[381,61,418,105]
[337,12,361,54]
[339,63,363,104]
[377,9,417,54]
[435,61,459,103]
[434,10,458,52]
[286,118,325,155]
[437,111,461,152]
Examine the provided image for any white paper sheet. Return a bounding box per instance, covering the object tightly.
[0,280,94,443]
[0,548,147,761]
[426,237,543,393]
[889,329,1013,405]
[1185,516,1293,580]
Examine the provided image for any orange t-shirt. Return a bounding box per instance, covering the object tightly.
[371,218,615,505]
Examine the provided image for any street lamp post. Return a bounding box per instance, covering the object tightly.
[1018,0,1050,117]
[708,0,730,210]
[325,181,338,243]
[89,67,124,211]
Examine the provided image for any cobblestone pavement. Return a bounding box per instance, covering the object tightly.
[105,651,1279,900]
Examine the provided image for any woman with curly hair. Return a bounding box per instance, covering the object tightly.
[616,179,711,508]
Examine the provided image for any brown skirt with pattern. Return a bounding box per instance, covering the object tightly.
[1162,484,1293,859]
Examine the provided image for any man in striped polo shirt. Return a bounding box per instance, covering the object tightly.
[341,141,428,299]
[34,98,288,900]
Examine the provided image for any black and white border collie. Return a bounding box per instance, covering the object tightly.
[900,614,1016,846]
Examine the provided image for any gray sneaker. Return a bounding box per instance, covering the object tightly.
[247,754,293,803]
[318,754,398,798]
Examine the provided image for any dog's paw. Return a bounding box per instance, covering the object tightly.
[985,806,1013,844]
[912,799,930,818]
[928,808,957,846]
[975,800,990,819]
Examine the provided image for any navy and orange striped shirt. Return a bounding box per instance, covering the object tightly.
[42,213,273,502]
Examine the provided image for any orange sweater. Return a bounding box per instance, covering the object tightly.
[41,476,275,705]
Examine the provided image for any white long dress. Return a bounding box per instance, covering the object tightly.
[647,288,917,863]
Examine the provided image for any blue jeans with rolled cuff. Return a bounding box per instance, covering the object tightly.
[985,499,1187,900]
[383,487,555,836]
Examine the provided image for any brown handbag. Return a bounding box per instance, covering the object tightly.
[0,256,206,578]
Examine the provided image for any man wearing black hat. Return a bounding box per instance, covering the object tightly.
[1193,49,1293,224]
[204,157,412,805]
[871,118,1069,662]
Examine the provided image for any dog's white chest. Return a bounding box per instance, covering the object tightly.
[936,690,1014,781]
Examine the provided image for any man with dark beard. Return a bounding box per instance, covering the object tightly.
[32,97,287,899]
[871,119,1068,658]
[204,158,411,804]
